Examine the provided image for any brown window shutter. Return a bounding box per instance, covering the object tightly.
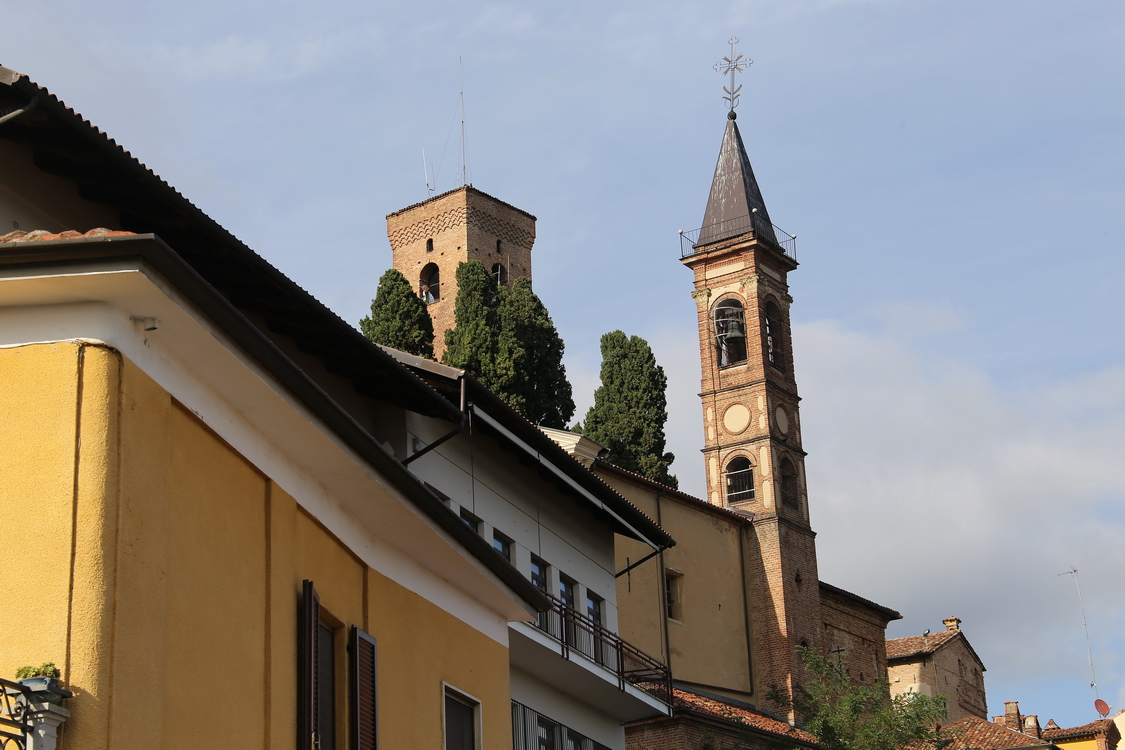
[298,580,320,750]
[350,626,378,750]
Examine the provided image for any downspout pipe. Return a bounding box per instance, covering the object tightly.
[402,375,466,465]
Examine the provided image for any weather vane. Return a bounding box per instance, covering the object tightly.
[714,36,752,116]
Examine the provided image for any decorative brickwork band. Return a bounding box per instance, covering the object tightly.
[387,206,534,250]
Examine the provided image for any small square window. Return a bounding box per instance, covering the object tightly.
[492,531,512,562]
[459,508,481,533]
[530,556,548,592]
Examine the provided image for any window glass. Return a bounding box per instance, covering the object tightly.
[530,556,548,591]
[459,508,480,533]
[665,572,683,621]
[536,717,556,750]
[586,591,603,625]
[558,575,576,609]
[445,692,475,750]
[492,532,512,562]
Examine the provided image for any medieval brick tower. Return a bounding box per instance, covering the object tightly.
[681,110,824,697]
[387,185,536,359]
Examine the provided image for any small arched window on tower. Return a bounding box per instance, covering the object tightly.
[724,456,755,504]
[496,239,502,254]
[491,263,507,287]
[779,457,799,508]
[426,238,434,253]
[714,299,747,367]
[420,263,440,304]
[764,300,785,370]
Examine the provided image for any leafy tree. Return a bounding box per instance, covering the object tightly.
[443,262,574,427]
[579,331,677,488]
[359,268,434,358]
[442,260,500,375]
[766,647,953,750]
[494,277,575,428]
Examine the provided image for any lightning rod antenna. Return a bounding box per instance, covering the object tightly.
[422,148,433,197]
[1058,567,1099,699]
[459,57,469,186]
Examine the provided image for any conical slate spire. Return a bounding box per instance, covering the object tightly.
[698,114,776,246]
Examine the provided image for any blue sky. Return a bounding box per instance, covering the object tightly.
[6,0,1123,731]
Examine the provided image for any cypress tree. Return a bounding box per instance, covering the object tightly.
[442,260,500,376]
[359,268,434,358]
[579,330,677,488]
[494,277,575,428]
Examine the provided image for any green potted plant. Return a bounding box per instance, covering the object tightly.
[14,664,72,704]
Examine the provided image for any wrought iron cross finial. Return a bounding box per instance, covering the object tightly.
[713,36,752,113]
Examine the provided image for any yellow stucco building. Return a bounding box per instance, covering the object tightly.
[0,68,554,750]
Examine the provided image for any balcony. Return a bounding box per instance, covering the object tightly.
[512,700,612,750]
[0,679,30,750]
[509,594,671,722]
[679,212,796,262]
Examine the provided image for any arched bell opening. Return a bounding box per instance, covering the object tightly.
[420,263,440,303]
[714,299,747,367]
[764,299,786,370]
[779,456,799,508]
[724,456,755,504]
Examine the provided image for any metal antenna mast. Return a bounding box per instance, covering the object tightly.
[459,57,470,186]
[1058,567,1099,699]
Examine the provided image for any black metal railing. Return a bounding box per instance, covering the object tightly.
[679,212,796,262]
[532,594,671,706]
[0,679,30,750]
[512,701,612,750]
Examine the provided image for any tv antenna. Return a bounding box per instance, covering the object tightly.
[422,148,436,198]
[458,57,470,186]
[1058,567,1099,699]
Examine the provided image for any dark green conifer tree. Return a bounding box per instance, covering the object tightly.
[442,260,500,376]
[359,268,434,358]
[494,277,575,428]
[579,331,676,488]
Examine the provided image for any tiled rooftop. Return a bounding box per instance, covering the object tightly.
[0,228,135,244]
[938,716,1050,749]
[886,628,959,659]
[668,687,816,743]
[1041,717,1116,741]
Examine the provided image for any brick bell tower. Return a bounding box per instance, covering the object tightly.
[681,108,823,700]
[386,185,536,359]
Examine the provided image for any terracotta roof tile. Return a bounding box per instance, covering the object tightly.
[886,629,959,659]
[0,228,135,244]
[1041,717,1116,741]
[937,716,1052,749]
[667,687,817,743]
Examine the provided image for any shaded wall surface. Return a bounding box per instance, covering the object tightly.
[0,342,512,750]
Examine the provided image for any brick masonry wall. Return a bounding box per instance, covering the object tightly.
[386,186,535,359]
[820,588,893,688]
